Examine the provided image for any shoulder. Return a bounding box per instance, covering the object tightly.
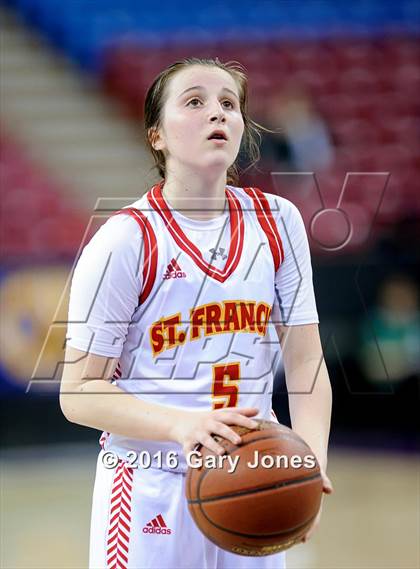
[229,186,302,226]
[261,191,303,229]
[84,196,150,256]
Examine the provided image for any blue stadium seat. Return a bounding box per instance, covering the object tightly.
[8,0,420,70]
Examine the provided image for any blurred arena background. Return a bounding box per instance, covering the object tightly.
[0,1,419,567]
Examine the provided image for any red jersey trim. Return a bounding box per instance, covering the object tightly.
[99,431,109,449]
[147,183,244,283]
[113,208,158,305]
[113,362,122,379]
[244,187,284,272]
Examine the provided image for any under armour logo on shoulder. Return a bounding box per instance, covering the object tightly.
[209,247,228,260]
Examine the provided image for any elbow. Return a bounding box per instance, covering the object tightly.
[59,389,81,424]
[59,392,73,422]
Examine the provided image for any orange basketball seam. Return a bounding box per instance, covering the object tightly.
[188,472,322,504]
[189,505,318,540]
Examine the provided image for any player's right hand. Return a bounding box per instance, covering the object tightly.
[171,407,259,457]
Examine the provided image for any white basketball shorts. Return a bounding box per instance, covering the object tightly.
[89,449,286,569]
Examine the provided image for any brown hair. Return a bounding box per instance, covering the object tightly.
[144,57,262,185]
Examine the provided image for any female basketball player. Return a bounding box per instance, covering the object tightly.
[61,58,333,569]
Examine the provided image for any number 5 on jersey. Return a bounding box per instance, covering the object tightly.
[212,362,241,409]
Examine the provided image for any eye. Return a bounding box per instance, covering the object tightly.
[187,98,202,107]
[222,99,235,109]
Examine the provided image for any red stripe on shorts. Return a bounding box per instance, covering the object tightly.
[106,460,134,569]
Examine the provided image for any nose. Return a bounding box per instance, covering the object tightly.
[209,102,226,123]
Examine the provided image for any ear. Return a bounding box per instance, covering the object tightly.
[148,126,165,151]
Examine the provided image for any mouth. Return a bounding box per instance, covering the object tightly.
[207,130,228,141]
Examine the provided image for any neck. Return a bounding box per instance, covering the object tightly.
[161,165,228,221]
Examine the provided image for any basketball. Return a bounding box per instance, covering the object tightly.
[185,419,323,556]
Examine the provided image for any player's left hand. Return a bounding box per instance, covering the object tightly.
[300,470,333,543]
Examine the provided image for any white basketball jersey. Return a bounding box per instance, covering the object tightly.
[67,183,319,473]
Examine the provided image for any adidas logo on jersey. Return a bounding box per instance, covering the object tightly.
[163,258,186,280]
[142,514,172,535]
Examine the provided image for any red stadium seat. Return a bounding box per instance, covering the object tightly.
[0,131,86,259]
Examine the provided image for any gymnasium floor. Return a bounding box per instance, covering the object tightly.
[1,444,418,569]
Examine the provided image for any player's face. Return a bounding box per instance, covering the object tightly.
[155,66,245,177]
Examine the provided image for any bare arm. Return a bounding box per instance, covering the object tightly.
[59,345,259,454]
[276,322,333,542]
[59,345,186,442]
[276,323,332,473]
